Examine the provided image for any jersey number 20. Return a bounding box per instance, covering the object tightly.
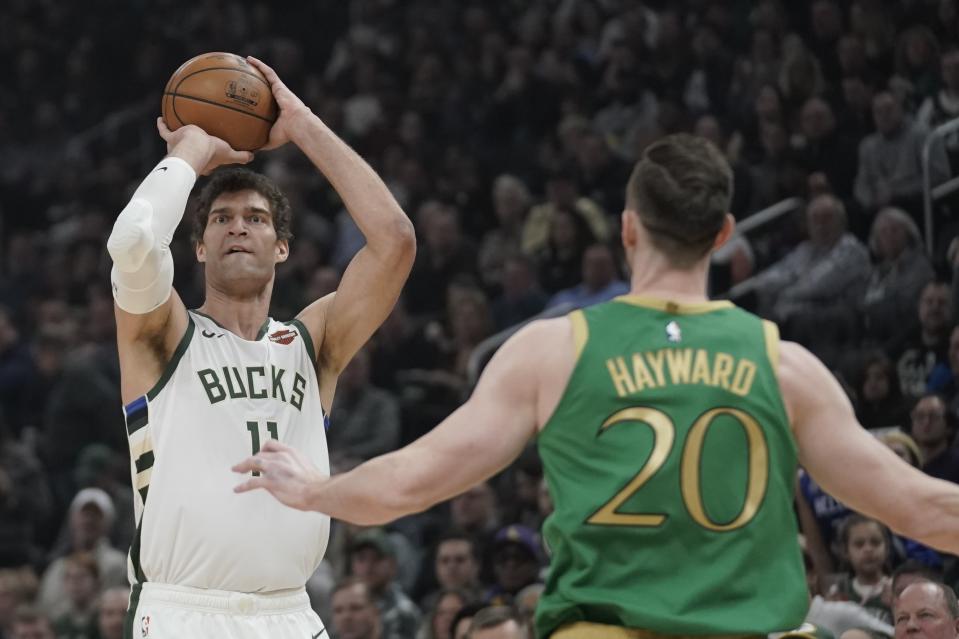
[587,407,769,531]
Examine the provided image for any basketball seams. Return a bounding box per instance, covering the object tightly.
[172,66,272,95]
[164,92,277,124]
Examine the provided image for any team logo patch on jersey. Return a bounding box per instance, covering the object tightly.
[140,614,150,637]
[666,320,682,343]
[269,328,298,345]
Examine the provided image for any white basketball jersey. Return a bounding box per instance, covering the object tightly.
[122,310,330,593]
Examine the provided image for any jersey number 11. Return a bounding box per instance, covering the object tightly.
[246,420,278,476]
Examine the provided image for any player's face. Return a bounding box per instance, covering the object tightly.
[435,540,478,589]
[332,585,380,639]
[197,189,289,295]
[846,521,887,579]
[893,583,959,639]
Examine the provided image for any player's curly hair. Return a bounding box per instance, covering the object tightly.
[626,133,733,267]
[190,168,293,245]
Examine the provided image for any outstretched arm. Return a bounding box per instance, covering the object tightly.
[247,57,416,377]
[110,120,252,402]
[233,321,548,524]
[781,341,959,554]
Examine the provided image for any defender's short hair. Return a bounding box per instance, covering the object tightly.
[626,133,733,266]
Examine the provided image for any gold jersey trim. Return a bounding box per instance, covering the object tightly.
[613,295,734,315]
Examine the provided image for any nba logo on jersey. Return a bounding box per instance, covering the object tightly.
[140,615,150,637]
[666,320,682,343]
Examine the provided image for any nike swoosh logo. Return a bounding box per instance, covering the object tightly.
[155,166,168,172]
[312,630,327,639]
[201,329,225,338]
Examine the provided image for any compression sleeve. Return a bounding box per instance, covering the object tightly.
[107,157,196,314]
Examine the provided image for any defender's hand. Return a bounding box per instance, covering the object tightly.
[156,118,253,175]
[233,439,326,511]
[246,56,313,151]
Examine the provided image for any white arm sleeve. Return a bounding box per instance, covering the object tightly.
[107,157,197,314]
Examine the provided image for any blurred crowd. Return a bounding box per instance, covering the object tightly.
[3,0,959,638]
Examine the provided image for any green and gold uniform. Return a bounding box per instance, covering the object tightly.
[535,296,807,638]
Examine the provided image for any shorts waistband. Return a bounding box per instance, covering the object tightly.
[551,622,762,639]
[139,583,310,615]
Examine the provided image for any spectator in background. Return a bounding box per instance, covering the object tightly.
[893,25,942,101]
[9,607,54,639]
[854,91,949,220]
[328,347,401,466]
[71,444,133,552]
[478,176,532,293]
[891,559,944,597]
[485,526,542,606]
[792,97,859,199]
[572,130,632,218]
[908,394,959,483]
[892,581,959,638]
[418,589,469,639]
[854,351,912,430]
[332,578,383,639]
[0,569,38,639]
[928,325,959,402]
[349,529,421,639]
[545,244,628,310]
[422,533,482,611]
[749,194,871,366]
[918,47,959,168]
[861,207,935,349]
[892,280,952,401]
[450,603,485,639]
[535,208,597,295]
[37,489,125,620]
[0,413,52,568]
[95,587,127,639]
[52,552,98,639]
[465,605,528,639]
[827,515,894,625]
[0,305,38,438]
[405,202,478,318]
[490,254,547,331]
[521,166,609,257]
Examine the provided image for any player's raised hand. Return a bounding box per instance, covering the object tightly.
[233,439,326,511]
[246,56,313,151]
[156,118,253,175]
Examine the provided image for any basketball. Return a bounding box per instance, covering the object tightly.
[161,52,277,151]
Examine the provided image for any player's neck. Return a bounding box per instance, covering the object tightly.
[199,286,273,340]
[627,256,711,303]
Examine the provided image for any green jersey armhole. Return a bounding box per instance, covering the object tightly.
[146,317,195,401]
[287,318,317,366]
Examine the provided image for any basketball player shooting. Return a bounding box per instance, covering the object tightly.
[107,56,415,638]
[234,135,959,638]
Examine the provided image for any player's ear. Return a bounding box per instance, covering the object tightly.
[621,209,638,249]
[711,213,736,251]
[275,239,289,263]
[196,241,207,263]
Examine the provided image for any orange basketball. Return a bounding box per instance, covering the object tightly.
[161,52,277,151]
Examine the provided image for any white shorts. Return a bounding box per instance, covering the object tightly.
[124,582,327,639]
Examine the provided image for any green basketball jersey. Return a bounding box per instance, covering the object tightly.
[535,295,807,638]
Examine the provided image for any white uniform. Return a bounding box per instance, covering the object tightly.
[122,310,330,638]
